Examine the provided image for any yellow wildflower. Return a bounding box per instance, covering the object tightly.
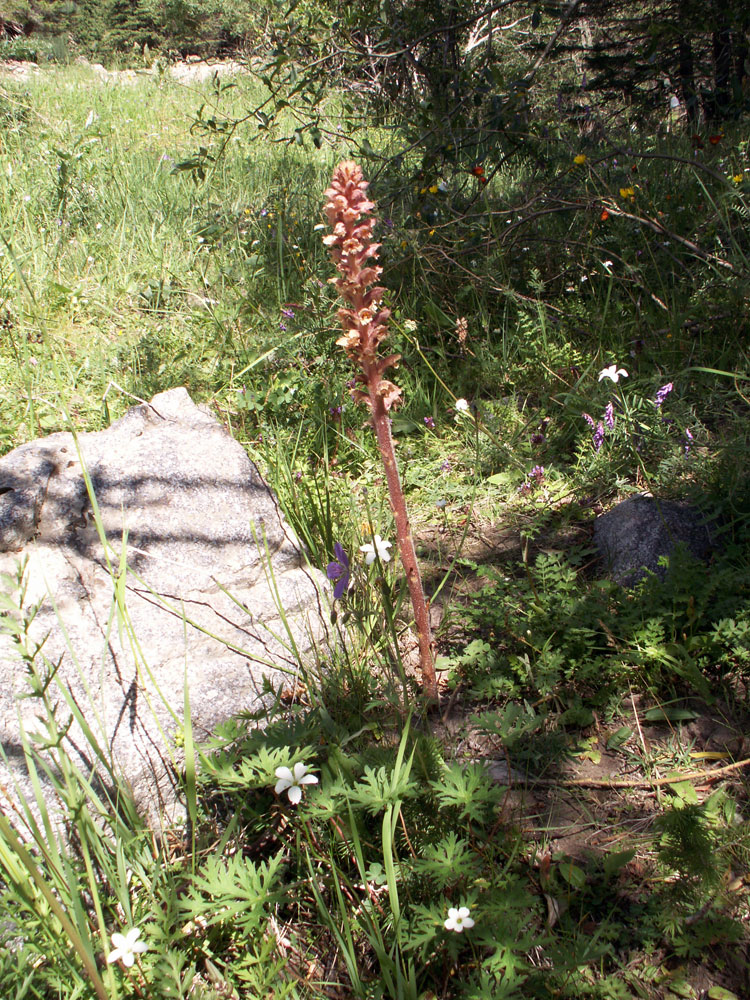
[428,185,438,194]
[732,173,744,184]
[573,154,587,165]
[619,187,635,199]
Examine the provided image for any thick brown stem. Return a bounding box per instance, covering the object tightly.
[367,374,438,701]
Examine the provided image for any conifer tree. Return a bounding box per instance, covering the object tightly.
[573,0,749,123]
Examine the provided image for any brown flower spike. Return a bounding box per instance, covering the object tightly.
[323,162,437,701]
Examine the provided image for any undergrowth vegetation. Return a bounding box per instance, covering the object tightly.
[0,55,749,999]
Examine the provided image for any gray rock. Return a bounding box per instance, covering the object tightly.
[594,494,716,586]
[0,388,328,829]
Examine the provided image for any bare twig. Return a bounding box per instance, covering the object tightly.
[519,756,750,790]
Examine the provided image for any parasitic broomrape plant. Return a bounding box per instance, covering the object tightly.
[322,161,438,701]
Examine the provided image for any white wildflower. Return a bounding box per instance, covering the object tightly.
[107,927,148,968]
[274,762,318,805]
[359,535,392,565]
[444,906,475,932]
[598,365,628,383]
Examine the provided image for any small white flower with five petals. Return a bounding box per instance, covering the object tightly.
[360,535,392,565]
[598,365,628,383]
[454,398,472,421]
[444,906,475,932]
[274,762,318,805]
[107,927,148,967]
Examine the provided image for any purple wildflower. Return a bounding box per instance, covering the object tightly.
[279,322,287,331]
[593,421,605,451]
[440,460,451,473]
[329,404,343,417]
[345,377,356,390]
[654,382,673,408]
[281,307,295,319]
[424,416,435,429]
[531,432,545,445]
[604,401,615,429]
[326,543,351,600]
[582,412,596,430]
[519,466,545,497]
[684,427,693,455]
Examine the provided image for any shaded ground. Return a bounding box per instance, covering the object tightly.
[419,509,750,1000]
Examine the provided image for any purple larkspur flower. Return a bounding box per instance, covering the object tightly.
[281,307,295,319]
[654,382,673,408]
[424,416,435,429]
[593,421,605,451]
[604,401,615,429]
[326,543,350,600]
